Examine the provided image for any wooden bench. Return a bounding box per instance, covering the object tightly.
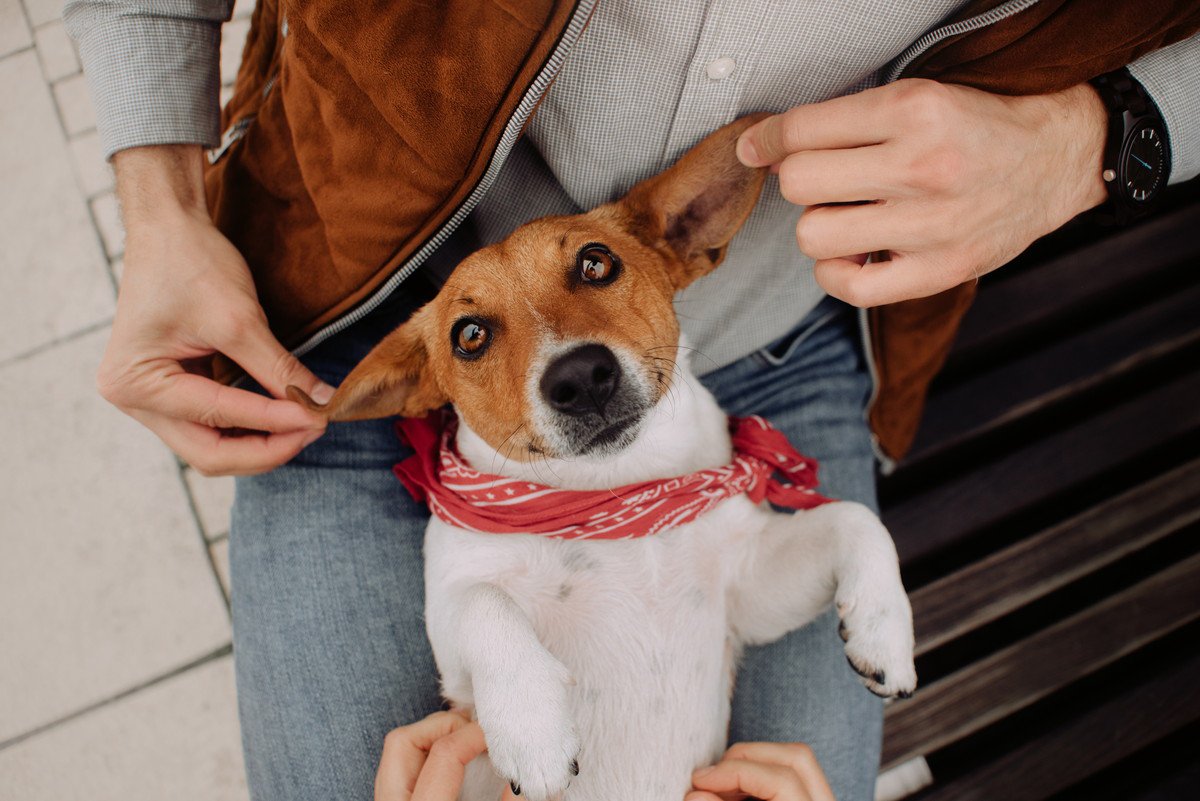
[877,178,1200,800]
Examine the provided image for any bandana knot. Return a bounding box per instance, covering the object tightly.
[394,410,832,540]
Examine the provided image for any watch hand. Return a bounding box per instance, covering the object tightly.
[1132,153,1153,170]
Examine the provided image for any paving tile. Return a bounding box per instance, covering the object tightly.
[67,128,113,197]
[210,537,232,602]
[0,329,231,742]
[52,71,95,135]
[185,468,236,540]
[34,20,78,82]
[22,0,61,27]
[221,17,251,86]
[0,0,32,58]
[0,52,112,361]
[0,657,249,801]
[91,191,124,259]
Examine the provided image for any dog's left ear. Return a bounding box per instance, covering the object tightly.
[619,113,770,289]
[286,306,447,422]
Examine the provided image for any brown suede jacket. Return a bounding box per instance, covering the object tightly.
[205,0,1200,462]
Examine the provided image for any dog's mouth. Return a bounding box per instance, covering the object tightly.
[579,415,642,455]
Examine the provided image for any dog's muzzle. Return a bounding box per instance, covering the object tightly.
[538,343,648,455]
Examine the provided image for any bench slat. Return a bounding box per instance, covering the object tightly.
[884,370,1200,566]
[907,282,1200,464]
[947,203,1200,367]
[909,458,1200,656]
[882,551,1200,769]
[913,648,1200,800]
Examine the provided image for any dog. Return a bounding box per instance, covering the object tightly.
[290,115,916,801]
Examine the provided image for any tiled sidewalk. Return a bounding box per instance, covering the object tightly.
[0,2,253,798]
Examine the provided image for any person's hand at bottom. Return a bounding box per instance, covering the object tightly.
[375,711,518,801]
[686,742,836,801]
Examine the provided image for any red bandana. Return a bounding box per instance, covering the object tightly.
[393,410,833,540]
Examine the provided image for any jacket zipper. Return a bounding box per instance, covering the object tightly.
[862,0,1042,473]
[287,0,597,360]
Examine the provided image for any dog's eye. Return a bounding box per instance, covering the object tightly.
[577,245,620,285]
[451,318,491,359]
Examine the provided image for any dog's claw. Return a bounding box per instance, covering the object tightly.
[570,759,579,776]
[510,780,521,796]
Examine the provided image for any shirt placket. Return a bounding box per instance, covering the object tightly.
[658,0,778,168]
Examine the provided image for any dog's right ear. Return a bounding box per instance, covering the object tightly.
[618,114,769,290]
[287,307,446,422]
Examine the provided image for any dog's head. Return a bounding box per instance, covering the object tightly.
[290,116,768,461]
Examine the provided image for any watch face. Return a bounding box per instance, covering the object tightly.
[1123,125,1166,202]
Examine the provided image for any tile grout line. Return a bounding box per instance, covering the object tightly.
[31,17,117,287]
[176,462,234,615]
[0,44,36,61]
[0,643,233,753]
[0,318,113,370]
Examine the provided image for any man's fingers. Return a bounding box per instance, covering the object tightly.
[738,90,891,166]
[721,744,835,801]
[813,252,964,308]
[375,713,474,801]
[692,758,811,800]
[776,146,899,206]
[140,371,325,433]
[136,412,321,476]
[795,203,936,262]
[410,722,488,801]
[218,315,334,403]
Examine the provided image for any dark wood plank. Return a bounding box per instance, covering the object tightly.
[907,282,1200,464]
[883,551,1200,769]
[948,202,1200,364]
[909,459,1200,656]
[915,650,1200,801]
[884,369,1200,566]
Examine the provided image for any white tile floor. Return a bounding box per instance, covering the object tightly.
[0,2,252,798]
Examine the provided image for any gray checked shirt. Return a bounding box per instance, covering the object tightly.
[65,0,1200,370]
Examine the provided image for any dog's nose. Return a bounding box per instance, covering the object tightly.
[540,344,621,416]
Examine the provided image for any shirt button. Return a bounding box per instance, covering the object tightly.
[706,57,736,81]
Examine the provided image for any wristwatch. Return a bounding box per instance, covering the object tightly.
[1089,68,1171,224]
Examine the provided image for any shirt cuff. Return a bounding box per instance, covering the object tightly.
[67,13,226,160]
[1129,32,1200,184]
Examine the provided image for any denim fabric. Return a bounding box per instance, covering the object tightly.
[231,293,882,801]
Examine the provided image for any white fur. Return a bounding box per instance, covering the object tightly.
[423,346,916,801]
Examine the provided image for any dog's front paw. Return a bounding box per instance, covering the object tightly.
[836,582,917,699]
[475,652,581,801]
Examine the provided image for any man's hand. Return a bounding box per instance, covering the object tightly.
[737,79,1110,307]
[97,145,333,476]
[375,711,518,801]
[687,742,836,801]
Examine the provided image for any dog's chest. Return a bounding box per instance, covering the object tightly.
[423,496,767,677]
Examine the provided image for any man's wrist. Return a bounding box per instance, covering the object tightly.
[112,144,210,229]
[1051,82,1110,216]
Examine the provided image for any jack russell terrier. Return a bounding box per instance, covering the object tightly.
[290,115,916,801]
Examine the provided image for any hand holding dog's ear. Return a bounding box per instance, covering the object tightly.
[736,79,1109,307]
[288,307,446,422]
[98,146,334,476]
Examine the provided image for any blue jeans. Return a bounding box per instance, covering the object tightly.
[231,293,883,800]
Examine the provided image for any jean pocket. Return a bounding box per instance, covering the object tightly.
[756,306,843,368]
